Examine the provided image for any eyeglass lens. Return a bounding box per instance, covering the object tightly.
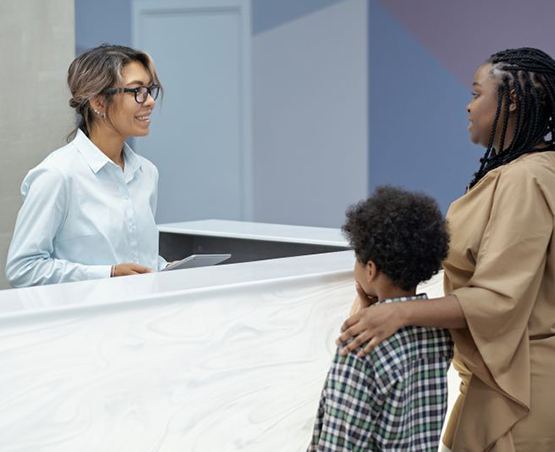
[136,85,160,103]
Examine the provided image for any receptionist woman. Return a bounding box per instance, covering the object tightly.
[6,44,167,287]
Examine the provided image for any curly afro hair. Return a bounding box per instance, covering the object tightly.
[342,186,449,291]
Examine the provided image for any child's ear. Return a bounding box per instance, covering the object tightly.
[365,260,378,283]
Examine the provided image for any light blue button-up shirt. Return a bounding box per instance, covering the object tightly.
[6,129,166,287]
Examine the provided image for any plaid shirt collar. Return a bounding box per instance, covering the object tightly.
[377,293,428,304]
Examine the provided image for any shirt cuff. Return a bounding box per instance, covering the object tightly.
[86,265,113,280]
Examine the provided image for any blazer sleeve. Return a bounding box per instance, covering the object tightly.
[450,166,552,406]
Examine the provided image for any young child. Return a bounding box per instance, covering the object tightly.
[308,186,453,451]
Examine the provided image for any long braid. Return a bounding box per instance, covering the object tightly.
[520,73,535,146]
[469,48,555,188]
[497,76,512,156]
[509,71,524,151]
[538,75,555,146]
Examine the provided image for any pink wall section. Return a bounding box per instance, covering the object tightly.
[379,0,555,85]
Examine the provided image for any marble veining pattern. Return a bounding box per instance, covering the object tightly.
[0,273,354,452]
[0,248,451,452]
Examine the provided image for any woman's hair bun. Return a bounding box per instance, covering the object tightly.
[69,98,80,109]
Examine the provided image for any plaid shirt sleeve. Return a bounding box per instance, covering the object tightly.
[370,341,451,451]
[308,348,381,451]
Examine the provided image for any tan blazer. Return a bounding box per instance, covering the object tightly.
[443,152,555,451]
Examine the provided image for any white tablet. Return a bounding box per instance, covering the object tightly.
[162,253,231,271]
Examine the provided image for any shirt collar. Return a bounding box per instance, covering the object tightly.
[73,129,142,176]
[122,142,142,180]
[378,293,428,305]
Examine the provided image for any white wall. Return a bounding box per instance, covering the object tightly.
[0,0,75,289]
[252,0,368,227]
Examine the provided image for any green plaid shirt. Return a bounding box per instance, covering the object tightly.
[308,294,453,451]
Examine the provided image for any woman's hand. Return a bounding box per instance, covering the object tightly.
[112,263,153,277]
[336,302,406,358]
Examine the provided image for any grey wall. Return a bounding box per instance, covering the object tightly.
[75,0,367,228]
[0,0,75,289]
[75,0,132,54]
[252,0,347,34]
[252,0,368,227]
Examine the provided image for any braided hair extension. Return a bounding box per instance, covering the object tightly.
[469,48,555,188]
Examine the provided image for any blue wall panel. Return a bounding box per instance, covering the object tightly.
[75,0,132,54]
[369,0,478,212]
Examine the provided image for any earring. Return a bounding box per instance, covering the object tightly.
[93,109,105,118]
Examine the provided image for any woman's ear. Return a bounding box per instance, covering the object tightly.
[89,95,106,117]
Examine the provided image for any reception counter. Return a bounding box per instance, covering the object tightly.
[158,219,350,263]
[0,221,450,452]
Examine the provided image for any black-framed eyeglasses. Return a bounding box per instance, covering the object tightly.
[104,84,160,103]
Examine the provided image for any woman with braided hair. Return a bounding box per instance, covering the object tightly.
[337,47,555,451]
[6,44,167,286]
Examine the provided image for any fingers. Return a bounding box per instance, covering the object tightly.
[340,312,360,333]
[336,311,367,344]
[336,306,383,357]
[337,331,384,358]
[336,303,402,358]
[337,324,360,345]
[129,264,152,274]
[114,263,153,276]
[338,330,372,356]
[357,336,381,358]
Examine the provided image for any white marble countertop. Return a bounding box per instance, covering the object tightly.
[0,251,355,452]
[158,219,349,247]
[0,251,354,319]
[0,249,454,452]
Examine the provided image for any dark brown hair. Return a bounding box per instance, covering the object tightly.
[67,44,161,141]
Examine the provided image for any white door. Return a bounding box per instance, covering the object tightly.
[132,0,252,223]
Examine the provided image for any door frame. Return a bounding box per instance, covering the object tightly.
[132,0,253,220]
